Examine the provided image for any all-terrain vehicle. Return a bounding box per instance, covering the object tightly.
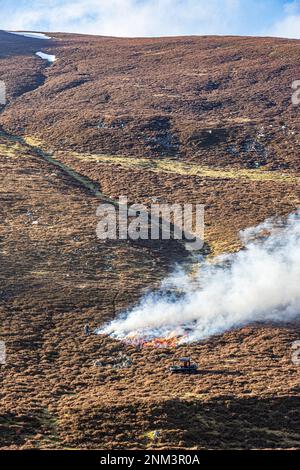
[169,357,198,374]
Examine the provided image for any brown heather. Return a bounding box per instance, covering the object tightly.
[0,30,299,449]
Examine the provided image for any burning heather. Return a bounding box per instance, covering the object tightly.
[98,210,300,345]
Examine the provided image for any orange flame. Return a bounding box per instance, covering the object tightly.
[122,330,186,349]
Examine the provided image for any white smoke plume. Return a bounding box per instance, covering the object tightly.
[98,210,300,343]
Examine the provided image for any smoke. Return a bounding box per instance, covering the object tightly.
[98,210,300,343]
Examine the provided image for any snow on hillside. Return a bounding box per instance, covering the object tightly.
[36,51,56,63]
[8,31,51,40]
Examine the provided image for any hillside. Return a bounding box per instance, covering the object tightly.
[1,31,300,168]
[0,30,299,449]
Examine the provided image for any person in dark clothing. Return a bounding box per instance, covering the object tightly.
[84,323,91,336]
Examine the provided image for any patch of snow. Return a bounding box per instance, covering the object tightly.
[36,51,56,63]
[7,31,51,40]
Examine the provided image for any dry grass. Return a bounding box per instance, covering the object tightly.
[1,31,300,449]
[24,135,300,185]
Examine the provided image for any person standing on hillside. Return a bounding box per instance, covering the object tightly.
[84,323,91,336]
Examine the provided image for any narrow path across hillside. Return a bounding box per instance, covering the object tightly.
[67,152,300,184]
[0,130,118,206]
[0,131,191,253]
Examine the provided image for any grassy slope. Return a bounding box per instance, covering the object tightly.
[0,32,300,449]
[0,131,299,449]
